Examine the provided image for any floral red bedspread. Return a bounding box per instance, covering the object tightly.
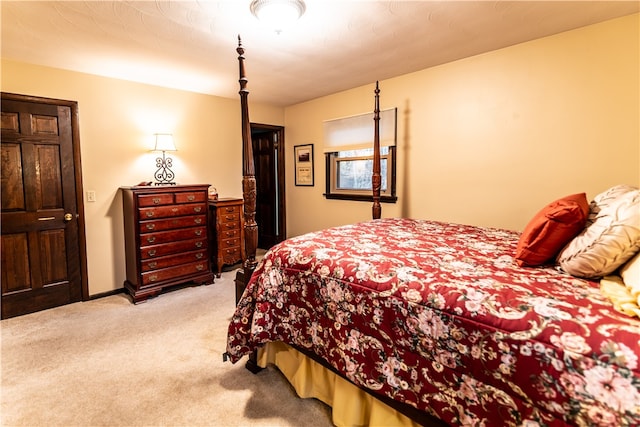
[226,218,640,426]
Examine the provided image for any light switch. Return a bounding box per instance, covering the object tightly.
[87,191,96,202]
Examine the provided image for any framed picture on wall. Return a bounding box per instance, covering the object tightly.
[294,144,314,186]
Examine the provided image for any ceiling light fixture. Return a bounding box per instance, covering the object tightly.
[250,0,306,34]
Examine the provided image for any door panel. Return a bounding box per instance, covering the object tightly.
[1,233,31,293]
[1,94,85,319]
[1,143,25,209]
[36,144,64,208]
[39,229,68,283]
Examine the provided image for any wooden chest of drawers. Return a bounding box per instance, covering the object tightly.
[121,185,214,303]
[209,198,245,277]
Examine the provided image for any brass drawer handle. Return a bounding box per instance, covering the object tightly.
[196,264,204,271]
[187,195,195,201]
[148,250,157,257]
[172,208,178,213]
[148,262,157,269]
[194,218,202,224]
[195,241,203,248]
[145,211,155,218]
[194,206,202,213]
[146,224,155,230]
[225,207,235,212]
[195,230,202,236]
[153,198,161,205]
[149,274,158,282]
[147,236,156,243]
[196,253,204,259]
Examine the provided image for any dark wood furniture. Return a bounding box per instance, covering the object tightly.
[121,184,214,303]
[209,198,245,277]
[234,37,260,307]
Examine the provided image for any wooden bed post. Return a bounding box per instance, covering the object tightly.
[234,36,259,301]
[234,36,263,374]
[372,81,382,220]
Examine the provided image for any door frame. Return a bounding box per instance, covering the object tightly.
[250,122,286,248]
[2,92,89,303]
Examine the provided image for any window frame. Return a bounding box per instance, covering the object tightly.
[324,146,397,203]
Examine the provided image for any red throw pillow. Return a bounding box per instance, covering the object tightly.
[515,193,589,267]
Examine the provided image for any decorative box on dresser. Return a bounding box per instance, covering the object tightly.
[209,198,245,277]
[121,184,214,303]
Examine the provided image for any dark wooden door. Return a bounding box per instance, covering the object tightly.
[251,124,286,249]
[1,93,87,319]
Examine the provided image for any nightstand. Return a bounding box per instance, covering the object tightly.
[209,198,245,277]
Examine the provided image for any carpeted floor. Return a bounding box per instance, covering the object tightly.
[0,269,333,426]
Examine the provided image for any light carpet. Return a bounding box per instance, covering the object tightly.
[0,269,333,426]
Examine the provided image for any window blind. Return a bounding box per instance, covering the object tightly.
[322,108,396,153]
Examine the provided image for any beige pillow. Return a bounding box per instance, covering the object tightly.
[599,274,640,318]
[599,253,640,318]
[557,185,640,278]
[620,252,640,291]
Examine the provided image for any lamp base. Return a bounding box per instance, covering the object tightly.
[154,154,176,186]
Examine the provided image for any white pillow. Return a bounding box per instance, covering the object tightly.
[557,185,640,278]
[620,252,640,291]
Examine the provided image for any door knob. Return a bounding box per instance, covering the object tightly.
[64,213,73,221]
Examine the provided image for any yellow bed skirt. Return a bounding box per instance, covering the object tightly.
[257,342,421,427]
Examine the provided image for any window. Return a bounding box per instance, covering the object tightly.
[325,146,396,201]
[323,108,397,202]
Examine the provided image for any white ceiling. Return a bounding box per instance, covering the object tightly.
[2,1,638,107]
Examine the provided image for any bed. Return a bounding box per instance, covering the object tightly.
[225,38,640,426]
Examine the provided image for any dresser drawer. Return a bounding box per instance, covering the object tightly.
[220,247,242,262]
[219,205,241,215]
[217,212,240,224]
[140,238,207,259]
[139,215,206,233]
[141,250,208,272]
[175,191,207,204]
[139,203,206,219]
[220,237,241,249]
[221,228,240,239]
[141,260,210,286]
[219,221,240,232]
[137,193,174,207]
[140,226,207,246]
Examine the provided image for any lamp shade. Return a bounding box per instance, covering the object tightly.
[153,133,176,151]
[250,0,306,33]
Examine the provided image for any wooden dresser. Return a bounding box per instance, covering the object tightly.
[209,198,245,277]
[121,185,214,303]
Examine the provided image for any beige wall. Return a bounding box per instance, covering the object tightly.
[284,14,639,237]
[0,61,283,295]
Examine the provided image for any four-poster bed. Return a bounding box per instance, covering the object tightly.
[226,38,640,426]
[233,37,259,303]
